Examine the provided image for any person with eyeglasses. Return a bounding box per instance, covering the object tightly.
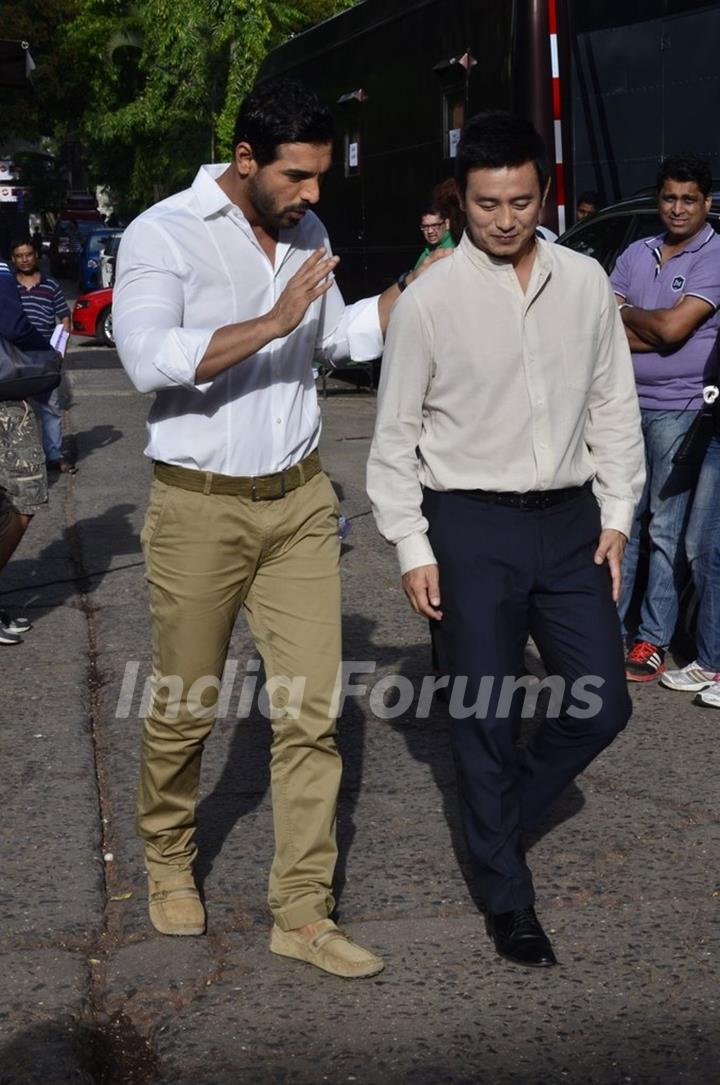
[415,207,455,270]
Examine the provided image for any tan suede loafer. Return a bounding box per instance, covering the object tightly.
[148,874,205,936]
[270,919,384,978]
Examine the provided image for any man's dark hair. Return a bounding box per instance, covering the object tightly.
[577,190,601,207]
[455,110,549,194]
[10,236,34,253]
[233,78,335,166]
[656,153,712,196]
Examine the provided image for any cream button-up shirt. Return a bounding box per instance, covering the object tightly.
[113,164,382,476]
[367,233,645,574]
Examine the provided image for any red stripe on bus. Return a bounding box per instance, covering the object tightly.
[555,163,566,205]
[552,79,561,119]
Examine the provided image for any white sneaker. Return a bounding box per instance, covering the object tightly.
[660,661,720,692]
[0,609,31,635]
[0,622,22,646]
[695,681,720,709]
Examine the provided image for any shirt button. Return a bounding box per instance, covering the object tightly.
[275,417,282,424]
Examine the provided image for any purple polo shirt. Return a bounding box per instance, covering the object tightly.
[610,225,720,409]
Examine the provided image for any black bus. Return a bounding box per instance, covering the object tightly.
[259,0,720,300]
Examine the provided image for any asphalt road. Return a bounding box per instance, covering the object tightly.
[0,342,718,1085]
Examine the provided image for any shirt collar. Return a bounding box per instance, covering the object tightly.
[191,164,236,219]
[190,162,308,267]
[644,223,715,255]
[459,229,553,278]
[17,273,46,291]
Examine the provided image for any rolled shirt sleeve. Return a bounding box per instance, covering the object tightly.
[317,290,383,365]
[113,221,215,394]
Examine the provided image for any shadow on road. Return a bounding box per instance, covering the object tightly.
[63,422,124,468]
[0,503,140,621]
[192,610,586,917]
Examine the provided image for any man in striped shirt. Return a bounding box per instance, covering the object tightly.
[0,259,52,644]
[11,238,74,474]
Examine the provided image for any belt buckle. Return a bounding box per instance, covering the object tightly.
[252,470,286,501]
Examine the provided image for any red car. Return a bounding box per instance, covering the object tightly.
[72,287,114,346]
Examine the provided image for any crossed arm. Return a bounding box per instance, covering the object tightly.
[616,293,714,352]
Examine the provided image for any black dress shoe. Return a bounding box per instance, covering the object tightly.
[488,906,558,967]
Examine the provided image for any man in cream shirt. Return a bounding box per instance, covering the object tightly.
[367,112,645,968]
[114,79,438,978]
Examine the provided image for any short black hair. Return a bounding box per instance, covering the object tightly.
[10,236,34,253]
[577,190,601,207]
[455,110,549,195]
[656,153,712,196]
[233,78,335,166]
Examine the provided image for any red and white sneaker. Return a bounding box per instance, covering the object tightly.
[625,640,666,682]
[660,660,720,692]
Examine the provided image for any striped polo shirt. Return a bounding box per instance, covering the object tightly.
[16,276,70,342]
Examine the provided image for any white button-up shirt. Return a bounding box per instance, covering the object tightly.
[367,233,645,573]
[113,164,382,475]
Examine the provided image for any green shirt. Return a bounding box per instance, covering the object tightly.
[414,230,455,269]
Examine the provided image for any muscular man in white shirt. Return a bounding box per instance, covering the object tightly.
[114,79,433,978]
[368,111,645,968]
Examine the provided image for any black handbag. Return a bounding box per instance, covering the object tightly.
[0,334,62,401]
[672,402,717,467]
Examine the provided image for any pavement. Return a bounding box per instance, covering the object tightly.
[0,340,718,1085]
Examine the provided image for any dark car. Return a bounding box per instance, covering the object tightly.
[50,218,104,278]
[78,228,123,292]
[557,191,720,271]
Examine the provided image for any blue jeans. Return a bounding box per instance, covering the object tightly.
[31,385,64,462]
[618,409,698,648]
[685,434,720,670]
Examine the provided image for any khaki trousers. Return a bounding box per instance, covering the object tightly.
[138,468,342,931]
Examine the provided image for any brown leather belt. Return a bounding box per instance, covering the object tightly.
[153,449,322,501]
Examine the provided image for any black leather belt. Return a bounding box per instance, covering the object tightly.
[460,480,592,510]
[154,449,321,500]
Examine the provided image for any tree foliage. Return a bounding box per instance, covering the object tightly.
[3,0,356,214]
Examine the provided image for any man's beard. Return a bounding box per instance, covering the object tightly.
[247,175,304,231]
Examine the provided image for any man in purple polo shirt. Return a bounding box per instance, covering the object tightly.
[611,153,720,680]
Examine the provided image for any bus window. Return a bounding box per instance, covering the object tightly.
[444,87,465,159]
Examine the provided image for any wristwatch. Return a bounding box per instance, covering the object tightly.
[396,270,410,292]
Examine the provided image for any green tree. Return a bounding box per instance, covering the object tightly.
[69,0,356,212]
